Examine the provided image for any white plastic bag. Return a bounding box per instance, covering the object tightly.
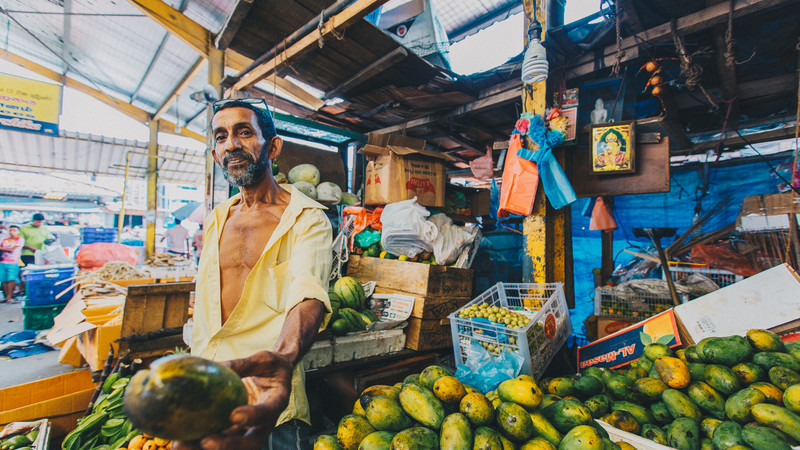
[429,214,480,266]
[380,198,437,258]
[34,243,72,265]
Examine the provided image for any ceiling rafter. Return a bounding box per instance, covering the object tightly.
[215,0,254,51]
[153,56,205,120]
[232,0,388,91]
[0,49,204,142]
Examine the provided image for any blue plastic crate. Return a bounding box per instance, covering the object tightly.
[81,227,117,244]
[24,266,76,306]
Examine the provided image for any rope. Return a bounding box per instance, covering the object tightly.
[671,20,718,109]
[611,0,625,77]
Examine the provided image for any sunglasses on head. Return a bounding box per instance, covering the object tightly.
[211,98,270,114]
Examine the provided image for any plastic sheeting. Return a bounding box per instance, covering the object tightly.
[570,158,780,336]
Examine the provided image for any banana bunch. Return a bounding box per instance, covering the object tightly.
[62,373,139,450]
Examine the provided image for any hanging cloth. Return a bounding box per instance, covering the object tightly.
[515,115,577,210]
[497,134,540,217]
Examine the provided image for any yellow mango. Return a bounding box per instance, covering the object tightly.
[655,356,691,389]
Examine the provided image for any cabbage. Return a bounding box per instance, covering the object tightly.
[288,164,320,186]
[316,182,343,203]
[293,181,316,199]
[341,192,360,206]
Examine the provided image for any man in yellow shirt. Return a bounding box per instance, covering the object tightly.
[177,98,332,450]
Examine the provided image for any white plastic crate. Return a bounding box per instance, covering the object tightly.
[663,266,743,288]
[448,282,572,379]
[594,287,678,320]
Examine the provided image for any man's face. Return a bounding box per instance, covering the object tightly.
[32,220,43,228]
[211,107,281,187]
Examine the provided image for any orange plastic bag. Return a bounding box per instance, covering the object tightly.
[589,197,617,231]
[498,134,539,217]
[342,206,384,250]
[76,242,138,270]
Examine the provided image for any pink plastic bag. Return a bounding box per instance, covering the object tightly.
[470,146,494,181]
[76,243,138,270]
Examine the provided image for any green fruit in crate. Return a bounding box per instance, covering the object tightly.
[460,392,495,427]
[439,413,472,450]
[333,277,367,311]
[520,437,556,449]
[358,431,395,450]
[473,426,503,450]
[700,417,721,439]
[631,377,667,403]
[584,394,611,418]
[315,435,344,450]
[419,365,452,391]
[667,417,700,450]
[769,366,800,390]
[686,381,726,420]
[362,242,382,258]
[661,389,702,423]
[751,403,800,441]
[746,329,786,353]
[641,423,668,445]
[741,426,793,450]
[753,351,800,372]
[732,362,766,385]
[687,362,707,382]
[650,401,672,424]
[391,426,439,449]
[700,335,754,366]
[123,354,247,441]
[558,425,603,450]
[784,384,800,414]
[541,399,593,434]
[703,364,740,395]
[540,394,563,410]
[360,385,401,409]
[364,395,412,431]
[398,384,445,430]
[725,387,767,423]
[643,343,672,361]
[712,421,745,449]
[495,401,534,441]
[573,375,604,399]
[528,411,562,447]
[654,356,691,389]
[600,410,640,434]
[785,341,800,359]
[610,400,653,425]
[402,374,420,386]
[497,378,543,410]
[546,378,576,397]
[337,414,375,450]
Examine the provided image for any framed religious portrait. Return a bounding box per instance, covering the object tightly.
[590,121,635,175]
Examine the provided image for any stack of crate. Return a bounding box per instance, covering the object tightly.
[22,265,77,330]
[346,255,473,351]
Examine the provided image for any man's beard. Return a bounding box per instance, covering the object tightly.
[221,148,270,187]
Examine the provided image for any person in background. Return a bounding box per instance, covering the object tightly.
[0,221,8,241]
[174,98,331,450]
[19,213,53,266]
[0,225,25,302]
[162,218,189,257]
[192,223,203,263]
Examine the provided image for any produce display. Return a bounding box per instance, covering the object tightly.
[283,162,358,205]
[313,364,638,450]
[0,427,39,450]
[315,329,800,450]
[328,276,379,336]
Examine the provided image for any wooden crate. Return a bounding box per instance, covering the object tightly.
[405,317,452,351]
[119,281,194,359]
[374,287,470,320]
[347,255,473,297]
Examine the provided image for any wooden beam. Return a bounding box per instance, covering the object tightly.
[620,0,644,34]
[214,0,254,51]
[126,0,212,56]
[375,84,522,134]
[233,0,388,91]
[680,124,798,154]
[0,48,202,141]
[326,47,408,99]
[566,0,796,79]
[153,57,205,120]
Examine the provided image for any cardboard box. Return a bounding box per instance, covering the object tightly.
[0,370,96,438]
[673,263,800,345]
[737,192,800,231]
[445,185,492,218]
[405,317,452,351]
[360,133,454,207]
[577,310,681,372]
[374,287,471,320]
[347,255,473,297]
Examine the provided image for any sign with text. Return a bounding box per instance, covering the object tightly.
[577,309,681,371]
[0,73,62,135]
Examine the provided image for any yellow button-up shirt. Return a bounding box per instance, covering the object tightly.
[192,184,332,426]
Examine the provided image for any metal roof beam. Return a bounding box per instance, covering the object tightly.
[325,47,408,99]
[62,0,72,75]
[0,49,204,142]
[215,0,254,51]
[131,32,170,103]
[232,0,388,91]
[154,57,205,120]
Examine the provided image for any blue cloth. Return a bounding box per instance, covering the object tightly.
[515,115,577,210]
[0,330,54,359]
[0,263,20,283]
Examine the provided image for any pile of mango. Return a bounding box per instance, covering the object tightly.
[313,365,637,450]
[537,328,800,450]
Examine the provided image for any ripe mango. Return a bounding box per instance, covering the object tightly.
[358,431,395,450]
[747,329,786,352]
[631,377,668,403]
[662,389,703,423]
[390,427,438,449]
[398,384,445,430]
[364,395,412,432]
[784,384,800,414]
[600,410,640,435]
[643,343,672,361]
[686,381,725,420]
[498,378,543,410]
[473,426,503,450]
[314,435,343,450]
[520,437,556,449]
[439,413,472,450]
[751,403,800,441]
[703,364,741,396]
[749,381,784,405]
[655,356,691,389]
[459,392,495,427]
[528,411,563,447]
[700,417,722,439]
[432,376,467,404]
[732,362,766,385]
[558,425,603,450]
[496,401,534,441]
[337,414,376,450]
[541,399,593,434]
[418,365,451,391]
[768,366,800,390]
[725,387,767,423]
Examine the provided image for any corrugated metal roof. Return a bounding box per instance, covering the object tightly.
[0,128,206,185]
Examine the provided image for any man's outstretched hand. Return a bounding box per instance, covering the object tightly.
[172,350,293,450]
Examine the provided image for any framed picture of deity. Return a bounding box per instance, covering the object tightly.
[590,121,635,175]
